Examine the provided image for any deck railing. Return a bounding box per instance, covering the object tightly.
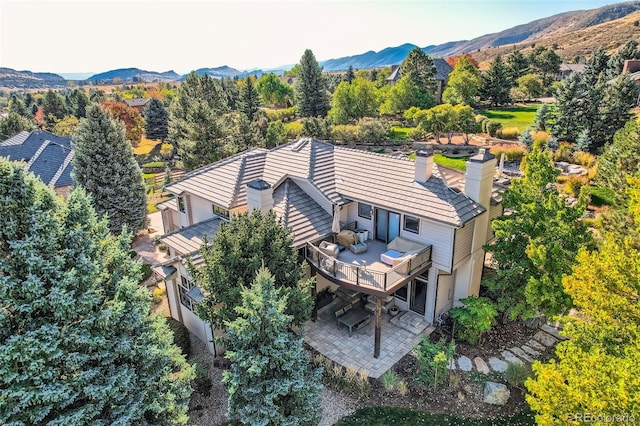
[305,237,432,292]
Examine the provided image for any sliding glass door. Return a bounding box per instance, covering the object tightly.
[410,277,428,315]
[375,208,400,243]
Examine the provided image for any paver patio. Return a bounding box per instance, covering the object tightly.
[302,299,433,379]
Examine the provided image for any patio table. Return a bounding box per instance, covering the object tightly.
[338,307,372,337]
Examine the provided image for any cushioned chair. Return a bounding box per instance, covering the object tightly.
[336,230,358,247]
[319,241,339,258]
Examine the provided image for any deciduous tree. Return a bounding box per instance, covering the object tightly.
[0,112,33,139]
[256,73,293,108]
[442,55,482,105]
[223,268,322,426]
[100,101,145,147]
[52,115,79,136]
[0,160,194,425]
[72,104,147,235]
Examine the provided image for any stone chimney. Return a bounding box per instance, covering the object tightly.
[464,148,496,207]
[246,179,273,213]
[414,146,434,182]
[623,59,640,74]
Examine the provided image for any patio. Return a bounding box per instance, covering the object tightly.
[302,298,434,379]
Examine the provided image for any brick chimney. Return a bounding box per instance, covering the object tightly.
[246,179,273,213]
[414,146,434,182]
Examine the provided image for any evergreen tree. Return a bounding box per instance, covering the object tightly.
[295,49,330,117]
[606,39,640,79]
[42,90,68,129]
[0,160,194,425]
[481,55,512,106]
[193,210,314,331]
[239,76,261,122]
[344,65,355,83]
[551,72,588,142]
[505,50,530,83]
[223,268,322,426]
[8,95,27,117]
[532,103,549,132]
[528,46,561,87]
[400,47,437,93]
[596,73,639,151]
[518,128,534,149]
[72,104,147,235]
[574,128,591,152]
[266,120,286,147]
[0,112,33,139]
[144,97,169,141]
[583,48,610,86]
[485,148,593,320]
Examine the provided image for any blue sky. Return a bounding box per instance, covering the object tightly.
[0,0,620,75]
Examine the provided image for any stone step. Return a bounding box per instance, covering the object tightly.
[473,357,490,374]
[390,311,430,335]
[521,344,542,358]
[533,330,559,347]
[501,350,523,366]
[541,324,568,340]
[526,339,546,351]
[457,356,473,372]
[488,357,508,373]
[510,347,534,363]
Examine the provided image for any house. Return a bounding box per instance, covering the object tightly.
[0,130,74,198]
[555,63,586,81]
[154,139,502,358]
[124,98,151,113]
[386,59,453,103]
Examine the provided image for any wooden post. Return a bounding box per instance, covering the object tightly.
[374,296,382,358]
[311,271,318,322]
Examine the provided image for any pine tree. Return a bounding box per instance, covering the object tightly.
[574,128,591,152]
[481,55,512,106]
[606,39,640,79]
[518,128,533,149]
[0,160,194,425]
[295,49,330,118]
[193,210,313,331]
[505,50,530,83]
[144,97,169,141]
[42,90,68,129]
[72,104,147,235]
[223,267,322,426]
[239,76,261,122]
[344,65,355,83]
[551,72,587,142]
[532,103,549,132]
[583,48,610,86]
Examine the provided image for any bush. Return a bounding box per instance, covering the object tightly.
[531,131,550,147]
[504,362,530,389]
[486,120,503,137]
[587,185,615,207]
[572,150,597,168]
[404,106,421,123]
[357,117,389,143]
[140,263,153,281]
[192,359,213,396]
[414,336,455,390]
[381,369,400,393]
[562,175,588,197]
[166,317,191,357]
[552,142,573,162]
[284,121,303,139]
[312,354,369,397]
[449,296,498,346]
[265,106,297,122]
[302,117,330,139]
[160,143,174,160]
[490,144,527,161]
[497,127,520,140]
[152,287,166,304]
[407,125,429,141]
[331,124,360,144]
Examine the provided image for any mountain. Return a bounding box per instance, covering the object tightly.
[58,72,96,81]
[0,68,66,89]
[319,1,640,71]
[87,68,181,84]
[189,65,265,79]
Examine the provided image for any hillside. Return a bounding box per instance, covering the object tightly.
[87,68,181,84]
[0,68,66,89]
[189,66,265,79]
[321,43,423,71]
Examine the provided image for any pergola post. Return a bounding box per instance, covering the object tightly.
[374,296,382,358]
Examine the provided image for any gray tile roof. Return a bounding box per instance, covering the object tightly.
[124,98,151,108]
[165,148,268,208]
[156,197,178,211]
[272,179,333,247]
[0,130,74,188]
[386,59,452,82]
[160,217,222,256]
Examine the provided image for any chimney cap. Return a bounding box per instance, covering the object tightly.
[469,148,495,163]
[416,146,434,157]
[247,179,271,190]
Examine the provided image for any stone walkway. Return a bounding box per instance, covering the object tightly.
[446,324,567,374]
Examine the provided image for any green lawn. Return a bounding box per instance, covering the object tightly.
[390,126,412,140]
[434,153,468,172]
[336,406,535,426]
[477,104,541,132]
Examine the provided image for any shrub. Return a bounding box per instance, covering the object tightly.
[552,142,573,162]
[531,131,550,149]
[414,336,455,390]
[407,125,429,141]
[165,317,191,357]
[486,120,503,137]
[265,106,297,122]
[284,121,303,139]
[587,185,615,207]
[497,127,520,140]
[449,296,498,346]
[381,369,400,393]
[331,124,360,144]
[504,362,530,389]
[396,380,408,396]
[572,150,597,168]
[357,117,389,143]
[562,175,588,197]
[404,106,421,123]
[160,143,174,160]
[192,359,213,396]
[152,287,166,304]
[490,144,527,161]
[140,263,153,281]
[302,117,330,139]
[312,354,369,397]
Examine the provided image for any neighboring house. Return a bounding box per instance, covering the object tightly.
[124,98,151,113]
[155,138,502,357]
[555,63,586,81]
[386,59,453,103]
[0,130,74,197]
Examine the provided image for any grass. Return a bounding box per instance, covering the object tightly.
[434,153,468,172]
[133,137,162,156]
[390,126,412,140]
[477,104,541,132]
[336,406,535,426]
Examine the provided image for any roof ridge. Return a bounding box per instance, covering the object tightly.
[334,145,414,162]
[281,179,291,227]
[48,150,74,187]
[26,139,50,167]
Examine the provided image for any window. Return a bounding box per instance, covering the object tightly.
[212,204,229,219]
[177,196,185,213]
[358,202,372,219]
[394,285,407,301]
[404,215,419,234]
[179,275,195,311]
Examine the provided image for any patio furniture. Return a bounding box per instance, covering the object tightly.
[336,229,358,247]
[349,242,368,254]
[338,307,372,336]
[380,236,425,266]
[319,241,339,257]
[355,229,368,243]
[335,288,360,304]
[380,249,404,265]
